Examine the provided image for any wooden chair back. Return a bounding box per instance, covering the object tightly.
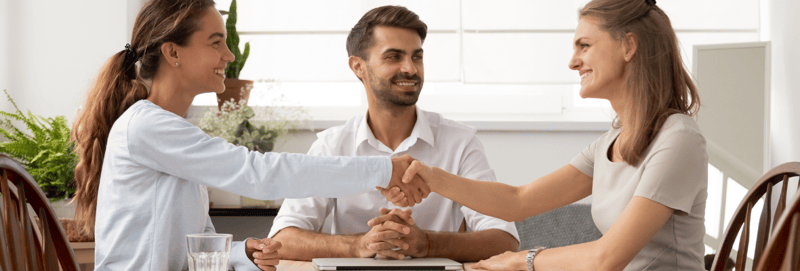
[711,162,800,271]
[757,188,800,271]
[0,154,79,271]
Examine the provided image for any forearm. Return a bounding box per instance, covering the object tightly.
[271,227,361,261]
[428,165,592,221]
[427,229,519,262]
[428,167,525,221]
[532,241,622,271]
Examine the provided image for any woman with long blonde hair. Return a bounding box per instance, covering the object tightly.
[384,0,707,270]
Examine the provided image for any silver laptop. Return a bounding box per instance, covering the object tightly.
[312,258,462,270]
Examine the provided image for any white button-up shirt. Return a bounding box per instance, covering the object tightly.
[269,107,519,241]
[94,100,392,271]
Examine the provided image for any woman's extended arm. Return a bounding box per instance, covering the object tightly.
[399,163,592,222]
[473,196,674,271]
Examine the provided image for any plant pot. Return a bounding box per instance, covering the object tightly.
[216,78,254,110]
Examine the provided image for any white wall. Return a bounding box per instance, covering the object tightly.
[768,0,800,167]
[2,0,127,119]
[0,0,10,102]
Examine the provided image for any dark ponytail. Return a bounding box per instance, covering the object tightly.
[71,0,215,235]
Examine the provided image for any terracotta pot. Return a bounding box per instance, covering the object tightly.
[216,78,254,110]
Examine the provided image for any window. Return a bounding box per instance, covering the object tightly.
[192,0,761,126]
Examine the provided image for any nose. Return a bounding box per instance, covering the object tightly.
[569,53,581,71]
[222,43,235,64]
[400,57,417,75]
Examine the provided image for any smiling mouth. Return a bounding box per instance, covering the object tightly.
[395,81,417,87]
[214,69,226,78]
[580,71,591,80]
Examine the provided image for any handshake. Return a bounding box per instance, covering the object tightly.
[382,155,435,207]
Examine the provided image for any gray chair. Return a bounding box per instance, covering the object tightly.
[514,203,603,250]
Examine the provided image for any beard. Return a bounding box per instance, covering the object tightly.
[367,66,423,107]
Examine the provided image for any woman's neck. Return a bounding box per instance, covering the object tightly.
[147,75,193,117]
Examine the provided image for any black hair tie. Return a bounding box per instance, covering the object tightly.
[645,0,656,6]
[122,43,139,79]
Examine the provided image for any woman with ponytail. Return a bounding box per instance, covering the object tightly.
[71,0,428,270]
[387,0,707,270]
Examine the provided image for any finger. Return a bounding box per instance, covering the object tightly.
[371,229,404,241]
[246,239,266,250]
[367,212,395,227]
[400,186,417,207]
[380,207,391,215]
[377,249,405,260]
[258,265,277,271]
[253,250,279,260]
[262,239,282,253]
[382,187,404,203]
[402,160,424,183]
[368,240,407,251]
[380,220,411,235]
[386,209,415,226]
[253,258,280,266]
[417,177,431,198]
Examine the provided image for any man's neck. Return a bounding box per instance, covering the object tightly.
[366,105,417,151]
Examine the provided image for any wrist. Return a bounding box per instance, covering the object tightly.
[350,234,367,258]
[429,167,446,192]
[421,231,432,257]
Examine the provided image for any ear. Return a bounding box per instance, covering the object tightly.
[160,42,180,67]
[349,55,367,82]
[622,32,638,62]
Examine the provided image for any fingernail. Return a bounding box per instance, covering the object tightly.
[254,252,261,257]
[403,227,410,234]
[260,244,265,249]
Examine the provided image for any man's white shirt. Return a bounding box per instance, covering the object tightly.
[269,107,519,240]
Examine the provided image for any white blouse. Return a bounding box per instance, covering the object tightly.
[94,100,392,270]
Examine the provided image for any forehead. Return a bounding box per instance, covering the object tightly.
[370,26,423,54]
[574,16,606,41]
[194,7,226,36]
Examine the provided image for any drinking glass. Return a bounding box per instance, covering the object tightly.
[186,233,232,271]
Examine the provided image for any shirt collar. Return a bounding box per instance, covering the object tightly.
[355,106,435,152]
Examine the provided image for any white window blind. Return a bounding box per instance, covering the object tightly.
[192,0,761,123]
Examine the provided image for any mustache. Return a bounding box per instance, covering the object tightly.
[391,73,422,83]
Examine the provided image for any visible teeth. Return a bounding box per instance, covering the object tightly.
[396,82,415,86]
[214,69,224,75]
[581,72,589,79]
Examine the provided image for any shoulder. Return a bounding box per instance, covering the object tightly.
[312,115,362,147]
[421,109,477,140]
[655,114,705,144]
[124,100,194,140]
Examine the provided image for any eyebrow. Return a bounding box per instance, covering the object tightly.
[382,48,424,55]
[208,32,224,40]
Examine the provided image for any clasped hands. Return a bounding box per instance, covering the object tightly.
[383,155,435,207]
[357,208,429,259]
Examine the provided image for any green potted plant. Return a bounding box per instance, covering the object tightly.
[0,90,92,242]
[216,0,252,110]
[0,90,78,202]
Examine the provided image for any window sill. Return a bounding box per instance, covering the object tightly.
[187,105,613,132]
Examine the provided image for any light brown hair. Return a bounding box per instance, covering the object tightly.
[580,0,700,166]
[346,5,428,62]
[71,0,215,235]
